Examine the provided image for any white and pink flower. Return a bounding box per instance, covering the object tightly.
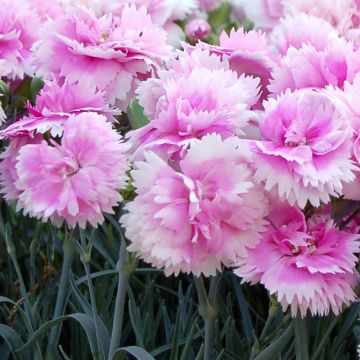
[252,89,356,208]
[235,201,360,317]
[122,134,269,276]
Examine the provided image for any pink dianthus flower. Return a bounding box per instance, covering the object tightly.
[252,89,356,208]
[0,136,42,203]
[235,0,284,30]
[283,0,356,35]
[269,38,360,95]
[235,201,360,317]
[270,14,339,56]
[0,0,40,80]
[15,113,129,228]
[0,81,120,139]
[121,134,269,276]
[32,5,171,109]
[204,28,278,107]
[129,48,260,160]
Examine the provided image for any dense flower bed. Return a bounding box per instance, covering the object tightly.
[1,0,360,359]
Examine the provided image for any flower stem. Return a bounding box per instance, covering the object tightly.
[194,274,221,360]
[82,251,106,360]
[108,239,136,359]
[46,232,75,355]
[295,314,309,360]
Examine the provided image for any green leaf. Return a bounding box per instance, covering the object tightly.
[17,314,101,357]
[0,296,33,335]
[30,77,45,102]
[0,324,25,359]
[311,317,338,360]
[127,99,149,129]
[169,306,181,360]
[331,302,360,353]
[195,344,204,360]
[253,324,294,360]
[209,3,231,28]
[128,287,144,347]
[232,277,254,349]
[151,333,203,357]
[180,317,199,360]
[70,274,111,358]
[112,346,156,360]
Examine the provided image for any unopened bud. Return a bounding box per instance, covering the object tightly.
[185,19,211,42]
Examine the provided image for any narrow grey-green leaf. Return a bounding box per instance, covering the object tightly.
[180,317,199,360]
[195,344,204,360]
[112,346,156,360]
[169,306,181,360]
[17,314,99,357]
[0,296,33,334]
[253,324,294,360]
[232,277,254,349]
[0,324,24,359]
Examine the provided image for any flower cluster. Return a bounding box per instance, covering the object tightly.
[1,0,360,319]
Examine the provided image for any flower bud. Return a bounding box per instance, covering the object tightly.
[185,19,211,41]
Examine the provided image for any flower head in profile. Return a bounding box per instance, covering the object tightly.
[0,82,120,139]
[31,0,65,21]
[32,5,171,109]
[0,0,40,80]
[235,200,360,317]
[0,136,42,203]
[103,0,198,26]
[204,28,278,107]
[129,48,260,160]
[252,89,356,208]
[15,113,129,228]
[269,38,360,95]
[324,74,360,133]
[235,0,284,30]
[270,14,339,56]
[283,0,356,35]
[121,134,269,276]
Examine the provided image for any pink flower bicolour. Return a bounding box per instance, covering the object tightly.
[235,201,360,317]
[0,135,42,203]
[15,113,129,228]
[0,0,40,80]
[0,82,120,139]
[203,28,278,107]
[270,14,339,56]
[235,0,284,30]
[32,5,171,109]
[103,0,199,26]
[324,75,360,200]
[121,134,269,276]
[129,48,260,160]
[252,89,356,208]
[269,38,360,95]
[282,0,356,36]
